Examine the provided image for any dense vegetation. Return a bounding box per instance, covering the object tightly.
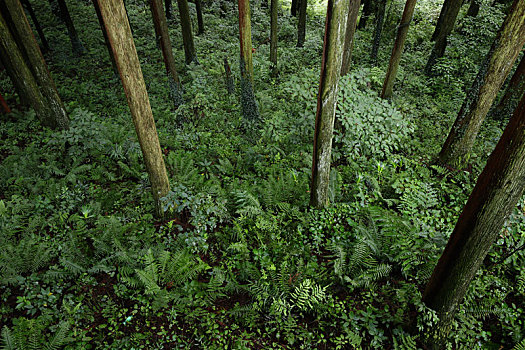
[0,0,524,348]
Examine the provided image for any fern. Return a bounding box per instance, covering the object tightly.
[513,338,525,350]
[290,279,327,312]
[233,190,263,218]
[1,326,16,350]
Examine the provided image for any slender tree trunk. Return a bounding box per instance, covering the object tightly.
[438,0,525,168]
[370,0,386,64]
[358,0,374,29]
[195,0,204,34]
[431,0,449,41]
[380,0,417,98]
[0,12,57,128]
[91,0,118,75]
[490,54,525,122]
[467,0,479,17]
[310,0,349,208]
[20,0,49,53]
[55,0,86,55]
[97,0,170,218]
[0,92,10,113]
[238,0,259,122]
[149,0,183,108]
[340,0,361,76]
[423,91,525,349]
[165,0,172,19]
[3,0,69,129]
[223,57,234,94]
[296,0,307,47]
[291,0,298,16]
[177,0,198,64]
[270,0,278,76]
[425,0,462,74]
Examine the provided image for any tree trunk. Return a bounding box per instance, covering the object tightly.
[296,0,307,47]
[310,0,349,208]
[96,0,170,218]
[238,0,259,122]
[20,0,49,53]
[431,0,449,41]
[91,0,118,75]
[291,0,298,16]
[340,0,361,76]
[165,0,172,19]
[423,91,525,349]
[149,0,183,108]
[0,11,57,128]
[467,0,480,17]
[370,0,386,65]
[270,0,277,76]
[490,54,525,122]
[177,0,198,64]
[55,0,86,55]
[438,0,525,168]
[195,0,204,34]
[380,0,417,98]
[3,0,69,129]
[425,0,462,74]
[358,0,374,29]
[0,92,10,113]
[223,57,234,94]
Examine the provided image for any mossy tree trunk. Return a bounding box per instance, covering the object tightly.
[438,0,525,168]
[358,0,374,29]
[423,92,525,349]
[177,0,198,64]
[2,0,69,129]
[55,0,86,55]
[238,0,260,122]
[310,0,349,208]
[425,0,462,74]
[91,0,118,75]
[149,0,183,108]
[490,54,525,122]
[370,0,385,64]
[296,0,307,47]
[340,0,361,76]
[20,0,49,53]
[97,0,170,218]
[270,0,278,76]
[0,11,58,128]
[431,0,449,41]
[195,0,204,34]
[380,0,417,98]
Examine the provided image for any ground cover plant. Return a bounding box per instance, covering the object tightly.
[0,0,524,348]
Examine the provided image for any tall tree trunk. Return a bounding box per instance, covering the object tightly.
[223,57,234,94]
[195,0,204,34]
[3,0,69,129]
[380,0,417,98]
[177,0,198,64]
[238,0,260,122]
[296,0,307,47]
[358,0,374,29]
[467,0,480,17]
[423,91,525,349]
[91,0,118,75]
[97,0,170,218]
[165,0,172,19]
[291,0,298,16]
[55,0,86,55]
[425,0,462,74]
[149,0,183,108]
[20,0,49,53]
[340,0,361,76]
[370,0,386,65]
[431,0,449,41]
[0,11,58,128]
[438,0,525,168]
[490,54,525,122]
[0,92,10,113]
[270,0,278,76]
[310,0,349,208]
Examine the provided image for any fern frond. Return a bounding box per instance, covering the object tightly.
[45,321,70,350]
[1,326,16,350]
[513,338,525,350]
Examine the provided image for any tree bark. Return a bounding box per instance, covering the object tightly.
[91,0,118,75]
[310,0,349,208]
[340,0,361,76]
[238,0,259,122]
[291,0,298,16]
[490,54,525,122]
[55,0,86,55]
[177,0,198,64]
[149,0,183,108]
[467,0,480,17]
[438,0,525,168]
[370,0,386,65]
[296,0,307,47]
[380,0,417,98]
[0,92,10,113]
[431,0,449,41]
[270,0,278,76]
[223,57,234,94]
[20,0,49,53]
[423,91,525,349]
[3,0,69,130]
[165,0,172,19]
[425,0,462,74]
[97,0,170,218]
[0,11,57,128]
[195,0,204,34]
